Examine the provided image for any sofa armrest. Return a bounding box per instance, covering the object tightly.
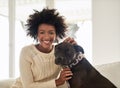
[0,78,15,88]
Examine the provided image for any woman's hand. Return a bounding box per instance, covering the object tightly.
[63,37,77,45]
[55,67,73,86]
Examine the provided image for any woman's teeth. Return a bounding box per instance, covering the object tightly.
[44,41,50,44]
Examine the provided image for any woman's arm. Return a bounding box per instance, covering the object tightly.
[19,48,57,88]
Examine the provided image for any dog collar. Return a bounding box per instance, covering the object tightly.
[68,52,84,68]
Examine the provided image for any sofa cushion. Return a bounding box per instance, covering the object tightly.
[95,61,120,88]
[0,62,120,88]
[0,78,15,88]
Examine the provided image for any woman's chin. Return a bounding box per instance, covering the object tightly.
[43,45,53,50]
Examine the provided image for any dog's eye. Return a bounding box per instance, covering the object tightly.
[65,51,70,55]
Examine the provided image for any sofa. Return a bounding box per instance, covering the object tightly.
[95,61,120,87]
[0,61,120,88]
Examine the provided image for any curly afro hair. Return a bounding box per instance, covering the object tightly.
[26,8,67,42]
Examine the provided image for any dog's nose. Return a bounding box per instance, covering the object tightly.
[55,57,64,65]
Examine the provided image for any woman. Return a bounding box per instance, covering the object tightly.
[11,8,76,88]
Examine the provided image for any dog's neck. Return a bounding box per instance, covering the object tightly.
[68,52,84,68]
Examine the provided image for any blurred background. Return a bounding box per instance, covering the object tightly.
[0,0,120,80]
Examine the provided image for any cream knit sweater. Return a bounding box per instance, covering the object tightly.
[11,44,68,88]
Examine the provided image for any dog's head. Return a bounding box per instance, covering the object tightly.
[54,42,84,67]
[55,42,75,66]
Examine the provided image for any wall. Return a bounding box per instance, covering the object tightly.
[92,0,120,65]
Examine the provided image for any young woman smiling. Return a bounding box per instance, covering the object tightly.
[11,8,76,88]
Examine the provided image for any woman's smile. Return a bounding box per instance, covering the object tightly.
[37,24,56,52]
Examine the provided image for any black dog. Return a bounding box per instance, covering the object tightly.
[55,42,117,88]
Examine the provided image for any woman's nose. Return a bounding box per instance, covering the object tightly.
[44,33,50,38]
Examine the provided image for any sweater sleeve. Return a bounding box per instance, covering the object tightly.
[19,47,57,88]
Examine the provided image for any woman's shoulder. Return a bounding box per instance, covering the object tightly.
[21,44,33,51]
[20,44,37,59]
[20,44,36,55]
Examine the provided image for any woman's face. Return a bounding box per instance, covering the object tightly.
[37,24,56,51]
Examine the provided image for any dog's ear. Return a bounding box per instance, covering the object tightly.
[73,44,84,54]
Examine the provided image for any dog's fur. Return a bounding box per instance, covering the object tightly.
[55,42,117,88]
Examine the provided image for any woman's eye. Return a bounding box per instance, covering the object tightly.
[49,32,55,35]
[39,32,44,34]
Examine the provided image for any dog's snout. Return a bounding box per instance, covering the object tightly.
[58,57,62,60]
[55,57,64,65]
[57,57,64,62]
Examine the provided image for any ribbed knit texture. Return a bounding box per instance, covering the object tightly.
[11,44,68,88]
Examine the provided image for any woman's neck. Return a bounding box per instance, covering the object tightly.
[36,44,53,53]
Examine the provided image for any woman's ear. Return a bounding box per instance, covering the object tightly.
[54,38,58,43]
[36,35,39,42]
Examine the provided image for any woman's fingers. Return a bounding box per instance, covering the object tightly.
[55,68,73,86]
[63,37,77,45]
[61,68,73,80]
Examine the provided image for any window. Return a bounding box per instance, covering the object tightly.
[15,0,46,77]
[0,0,9,79]
[0,0,92,78]
[55,0,92,62]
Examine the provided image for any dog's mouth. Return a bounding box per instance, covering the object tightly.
[55,61,69,68]
[55,57,72,67]
[55,53,76,67]
[55,58,68,65]
[61,65,69,68]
